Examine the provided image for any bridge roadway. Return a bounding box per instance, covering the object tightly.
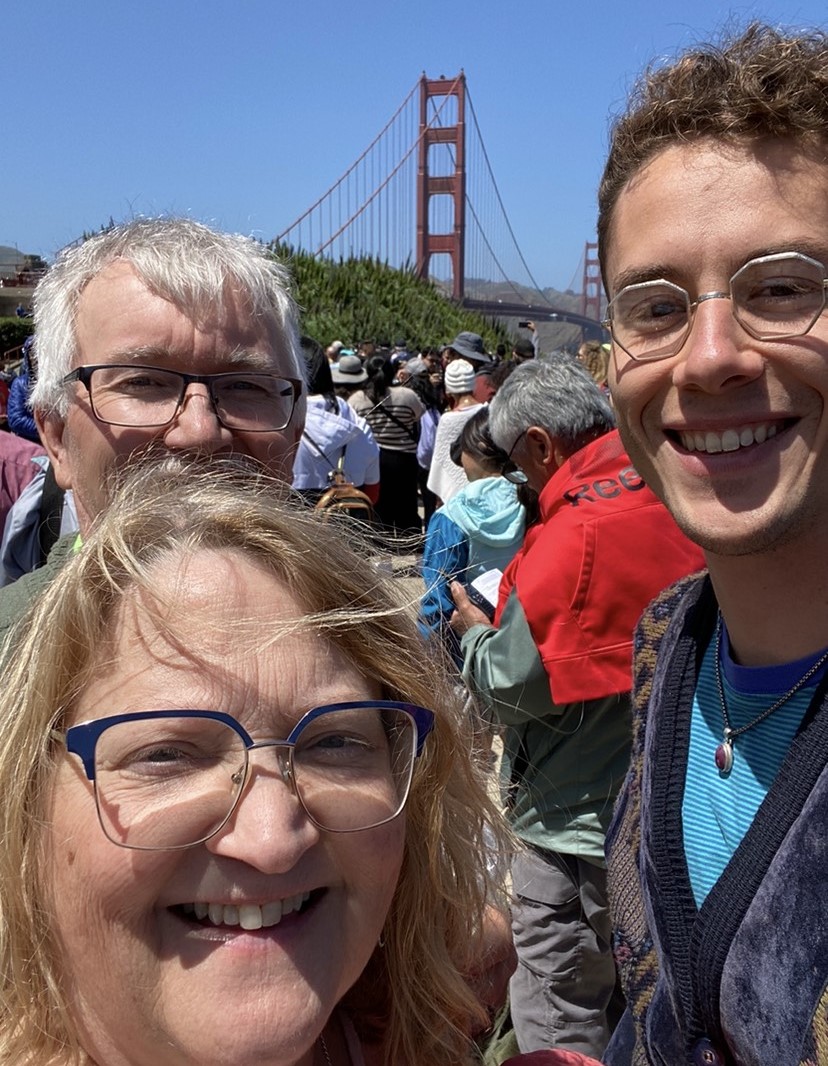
[461,298,607,341]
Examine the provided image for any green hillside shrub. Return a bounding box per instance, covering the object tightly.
[275,246,509,351]
[0,318,34,357]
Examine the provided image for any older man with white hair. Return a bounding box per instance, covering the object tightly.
[0,217,305,634]
[451,355,702,1058]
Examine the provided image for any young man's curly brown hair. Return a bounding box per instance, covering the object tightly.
[598,23,828,279]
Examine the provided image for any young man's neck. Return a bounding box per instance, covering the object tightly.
[706,544,828,667]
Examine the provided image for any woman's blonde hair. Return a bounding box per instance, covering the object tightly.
[0,458,509,1065]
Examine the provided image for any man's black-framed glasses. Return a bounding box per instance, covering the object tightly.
[60,701,435,851]
[603,251,828,362]
[62,364,303,432]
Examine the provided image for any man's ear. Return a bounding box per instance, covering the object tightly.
[524,426,559,472]
[35,410,74,490]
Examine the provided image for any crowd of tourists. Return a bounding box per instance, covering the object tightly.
[302,330,537,542]
[0,20,825,1066]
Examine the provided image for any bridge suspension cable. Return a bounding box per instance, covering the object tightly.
[316,79,461,258]
[274,77,459,265]
[464,90,557,308]
[426,85,558,309]
[273,73,584,320]
[275,82,418,244]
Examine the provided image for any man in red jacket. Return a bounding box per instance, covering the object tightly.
[451,355,703,1058]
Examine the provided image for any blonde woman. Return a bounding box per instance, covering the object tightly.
[0,458,511,1066]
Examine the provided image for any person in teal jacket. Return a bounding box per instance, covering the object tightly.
[419,407,530,667]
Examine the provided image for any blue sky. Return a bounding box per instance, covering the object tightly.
[5,0,826,290]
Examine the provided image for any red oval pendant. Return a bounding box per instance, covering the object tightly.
[714,741,733,774]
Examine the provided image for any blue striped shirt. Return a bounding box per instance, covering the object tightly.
[682,627,828,906]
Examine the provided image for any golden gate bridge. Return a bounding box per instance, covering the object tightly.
[274,73,604,342]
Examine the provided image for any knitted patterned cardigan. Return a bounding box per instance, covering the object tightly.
[604,573,828,1066]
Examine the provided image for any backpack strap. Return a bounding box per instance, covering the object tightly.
[302,430,332,466]
[37,462,66,565]
[303,431,353,485]
[329,450,349,485]
[304,431,351,471]
[379,400,420,443]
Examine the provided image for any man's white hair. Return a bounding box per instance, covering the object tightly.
[31,217,303,416]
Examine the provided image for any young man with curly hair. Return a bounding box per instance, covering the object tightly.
[600,24,828,1066]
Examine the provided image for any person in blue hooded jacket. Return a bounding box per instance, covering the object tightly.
[420,406,532,667]
[7,338,40,444]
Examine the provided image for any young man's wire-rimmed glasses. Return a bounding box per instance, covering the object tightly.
[603,251,828,363]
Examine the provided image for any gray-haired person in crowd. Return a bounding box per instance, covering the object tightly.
[0,217,305,639]
[450,356,702,1058]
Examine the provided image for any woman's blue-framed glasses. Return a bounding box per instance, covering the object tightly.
[61,701,435,851]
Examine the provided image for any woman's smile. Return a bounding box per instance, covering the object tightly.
[47,549,404,1066]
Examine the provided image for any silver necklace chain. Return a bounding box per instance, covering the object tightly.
[319,1033,333,1066]
[713,615,828,774]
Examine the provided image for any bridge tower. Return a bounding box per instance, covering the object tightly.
[416,73,466,300]
[581,241,603,323]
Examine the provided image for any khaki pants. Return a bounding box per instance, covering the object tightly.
[509,847,622,1057]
